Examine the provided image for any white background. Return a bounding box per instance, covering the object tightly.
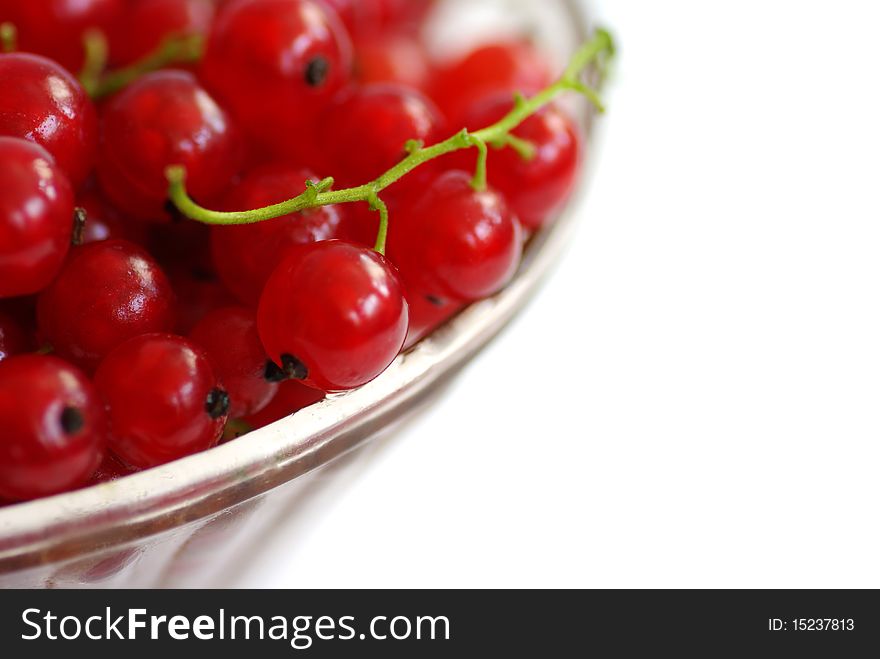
[233,0,880,588]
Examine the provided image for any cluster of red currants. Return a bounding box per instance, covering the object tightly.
[0,0,582,503]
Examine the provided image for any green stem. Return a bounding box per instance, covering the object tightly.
[467,134,489,191]
[166,29,615,249]
[369,192,390,255]
[0,22,17,53]
[79,30,109,97]
[89,33,205,99]
[491,133,537,161]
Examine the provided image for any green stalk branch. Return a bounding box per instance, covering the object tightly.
[83,32,206,99]
[79,30,109,97]
[0,22,17,53]
[166,29,616,253]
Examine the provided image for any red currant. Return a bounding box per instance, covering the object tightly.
[0,306,31,362]
[112,0,216,66]
[245,379,325,429]
[0,0,125,74]
[97,70,242,222]
[432,40,554,124]
[403,291,464,350]
[190,306,278,418]
[200,0,352,162]
[322,83,445,186]
[0,53,98,188]
[211,165,344,306]
[370,0,435,34]
[37,239,176,371]
[258,241,409,392]
[352,34,432,91]
[0,137,74,298]
[457,94,580,230]
[0,355,106,501]
[319,0,434,38]
[94,333,228,468]
[388,170,523,303]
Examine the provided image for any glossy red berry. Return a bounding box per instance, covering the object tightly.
[201,0,352,162]
[112,0,215,66]
[190,306,278,418]
[258,241,409,392]
[0,137,74,298]
[0,53,98,188]
[211,166,344,306]
[388,170,523,303]
[37,239,176,371]
[245,379,325,429]
[432,40,554,124]
[322,83,445,186]
[0,0,125,73]
[0,355,106,501]
[97,70,242,222]
[95,333,228,468]
[0,307,31,362]
[457,95,580,230]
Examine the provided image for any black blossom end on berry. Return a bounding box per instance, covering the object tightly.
[305,56,330,87]
[264,360,288,383]
[205,388,231,419]
[425,294,446,307]
[72,207,88,246]
[60,406,85,435]
[281,354,309,381]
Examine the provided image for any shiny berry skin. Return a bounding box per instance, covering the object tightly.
[258,241,409,392]
[190,306,277,418]
[0,53,98,188]
[388,170,523,303]
[245,379,324,429]
[201,0,352,162]
[37,239,176,371]
[211,166,344,306]
[95,333,228,468]
[432,40,554,124]
[0,355,106,501]
[0,307,31,362]
[0,137,74,298]
[0,0,125,73]
[322,84,445,186]
[457,95,580,230]
[97,70,242,222]
[113,0,216,66]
